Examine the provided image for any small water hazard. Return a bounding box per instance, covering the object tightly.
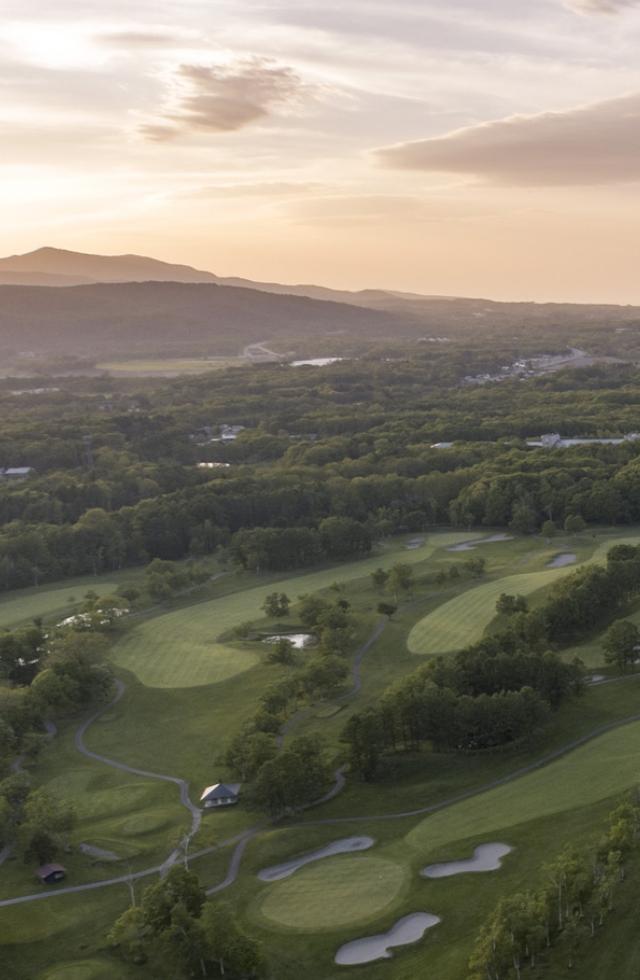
[447,533,514,552]
[262,633,315,650]
[546,553,577,568]
[335,912,441,966]
[421,842,512,879]
[258,836,375,882]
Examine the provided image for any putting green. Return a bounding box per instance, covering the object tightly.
[0,582,119,629]
[408,567,575,655]
[112,532,471,688]
[252,856,408,931]
[407,719,640,855]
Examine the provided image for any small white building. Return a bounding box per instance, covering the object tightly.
[200,782,241,809]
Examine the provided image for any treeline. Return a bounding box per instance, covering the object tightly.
[344,546,640,779]
[469,796,640,977]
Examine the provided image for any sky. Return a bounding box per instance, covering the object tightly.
[3,0,640,302]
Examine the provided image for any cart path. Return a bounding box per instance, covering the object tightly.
[75,679,202,844]
[276,617,388,748]
[3,643,640,908]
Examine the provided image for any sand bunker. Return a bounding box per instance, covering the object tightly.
[258,836,375,882]
[447,533,514,552]
[335,913,441,966]
[547,553,577,568]
[422,842,512,879]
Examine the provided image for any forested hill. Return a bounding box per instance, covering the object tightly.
[0,281,408,356]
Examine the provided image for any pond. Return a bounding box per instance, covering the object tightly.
[334,912,441,966]
[421,842,512,879]
[262,633,315,649]
[258,836,375,882]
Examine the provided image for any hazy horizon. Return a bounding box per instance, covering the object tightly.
[3,1,640,303]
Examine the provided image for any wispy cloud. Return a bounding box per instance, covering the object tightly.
[563,0,638,13]
[140,57,305,140]
[377,92,640,186]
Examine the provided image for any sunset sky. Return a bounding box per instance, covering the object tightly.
[3,0,640,301]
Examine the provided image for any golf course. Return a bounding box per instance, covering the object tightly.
[4,526,640,979]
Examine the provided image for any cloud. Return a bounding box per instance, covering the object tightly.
[377,92,640,186]
[98,30,193,48]
[142,58,304,139]
[563,0,638,13]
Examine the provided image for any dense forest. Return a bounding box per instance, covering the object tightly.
[1,349,640,591]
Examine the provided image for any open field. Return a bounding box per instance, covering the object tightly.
[97,357,245,376]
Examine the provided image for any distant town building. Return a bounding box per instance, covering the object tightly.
[527,433,640,449]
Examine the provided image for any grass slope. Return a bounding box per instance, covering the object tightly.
[0,581,119,629]
[406,718,640,853]
[112,533,470,688]
[407,566,572,655]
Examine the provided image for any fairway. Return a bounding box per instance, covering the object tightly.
[0,581,119,629]
[97,358,244,376]
[112,533,471,688]
[406,719,640,855]
[251,856,408,931]
[408,566,575,655]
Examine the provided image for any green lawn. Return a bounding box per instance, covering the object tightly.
[97,358,245,376]
[111,532,471,688]
[406,718,640,854]
[251,856,409,931]
[0,580,119,629]
[408,566,575,655]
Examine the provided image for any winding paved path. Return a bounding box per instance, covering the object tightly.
[75,679,202,872]
[4,645,640,908]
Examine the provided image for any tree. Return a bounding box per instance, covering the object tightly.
[603,619,640,672]
[266,637,296,665]
[377,602,397,618]
[18,789,76,864]
[496,593,527,616]
[371,568,389,591]
[542,519,557,540]
[388,563,414,600]
[565,514,587,535]
[225,729,277,780]
[262,592,290,618]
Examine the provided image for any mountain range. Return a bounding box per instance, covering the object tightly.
[0,247,638,362]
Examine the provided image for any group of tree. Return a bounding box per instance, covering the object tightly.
[469,795,640,978]
[0,773,76,864]
[108,866,264,978]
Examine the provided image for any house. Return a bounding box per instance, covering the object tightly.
[220,425,245,442]
[1,467,34,479]
[36,863,66,884]
[200,782,241,808]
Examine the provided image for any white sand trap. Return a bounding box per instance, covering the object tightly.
[335,913,441,966]
[422,842,512,879]
[263,633,315,649]
[447,533,514,552]
[406,537,425,550]
[589,674,606,684]
[258,836,375,882]
[547,553,577,568]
